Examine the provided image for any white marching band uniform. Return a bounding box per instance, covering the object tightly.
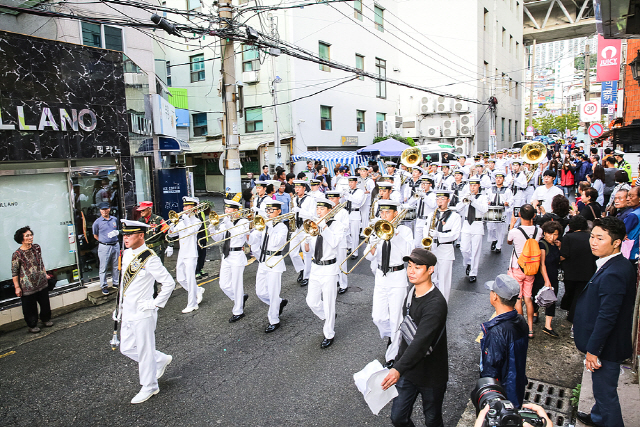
[423,206,461,302]
[409,187,436,249]
[327,193,351,292]
[343,184,365,257]
[456,189,489,278]
[511,170,528,209]
[360,176,376,227]
[485,184,514,252]
[290,187,317,282]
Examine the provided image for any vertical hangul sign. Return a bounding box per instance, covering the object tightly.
[601,81,618,115]
[596,35,622,82]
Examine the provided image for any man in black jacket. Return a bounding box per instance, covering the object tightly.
[574,217,636,427]
[381,249,448,427]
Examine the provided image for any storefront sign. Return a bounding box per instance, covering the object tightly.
[129,113,152,136]
[151,94,177,138]
[0,106,97,131]
[341,136,358,146]
[596,35,621,82]
[601,81,618,106]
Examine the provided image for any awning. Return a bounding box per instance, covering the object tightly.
[356,138,410,156]
[291,150,368,175]
[188,132,293,153]
[137,137,191,154]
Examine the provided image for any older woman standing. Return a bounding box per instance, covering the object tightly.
[11,226,53,333]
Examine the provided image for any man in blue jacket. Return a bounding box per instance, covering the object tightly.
[480,274,529,408]
[574,217,637,427]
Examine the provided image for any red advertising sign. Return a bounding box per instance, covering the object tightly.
[596,35,621,82]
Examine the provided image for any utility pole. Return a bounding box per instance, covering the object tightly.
[219,1,242,194]
[528,39,536,130]
[269,14,282,170]
[489,0,497,153]
[583,44,591,102]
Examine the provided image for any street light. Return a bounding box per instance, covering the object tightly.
[629,50,640,87]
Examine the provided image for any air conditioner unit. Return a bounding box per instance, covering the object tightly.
[420,96,435,114]
[442,119,457,137]
[454,137,470,154]
[453,99,469,112]
[376,120,394,137]
[459,114,474,136]
[426,126,441,138]
[435,96,452,113]
[242,70,259,84]
[395,116,403,128]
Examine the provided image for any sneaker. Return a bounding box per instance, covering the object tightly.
[102,289,109,295]
[130,388,159,404]
[570,326,574,339]
[28,327,41,333]
[197,287,205,304]
[43,321,54,327]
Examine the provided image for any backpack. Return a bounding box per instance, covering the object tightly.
[513,226,541,276]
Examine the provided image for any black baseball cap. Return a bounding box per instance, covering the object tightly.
[403,248,437,267]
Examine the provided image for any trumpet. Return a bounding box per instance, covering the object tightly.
[164,202,212,242]
[264,202,347,268]
[208,208,253,227]
[462,197,470,204]
[197,211,255,248]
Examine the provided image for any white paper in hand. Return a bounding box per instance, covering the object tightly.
[353,360,398,415]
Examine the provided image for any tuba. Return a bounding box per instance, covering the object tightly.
[521,142,547,184]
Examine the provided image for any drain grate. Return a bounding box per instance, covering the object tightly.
[524,379,573,426]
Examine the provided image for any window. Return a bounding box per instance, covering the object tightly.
[188,0,200,9]
[484,8,488,31]
[319,41,331,72]
[82,23,123,51]
[515,82,519,99]
[508,119,512,142]
[374,5,384,32]
[354,0,362,20]
[502,27,506,47]
[376,112,386,122]
[166,61,171,87]
[242,44,260,72]
[356,54,364,80]
[375,58,386,99]
[515,120,519,139]
[509,35,513,52]
[501,117,505,142]
[509,79,513,96]
[193,113,207,136]
[245,107,263,133]
[357,110,365,132]
[190,54,205,82]
[321,106,332,131]
[515,41,519,59]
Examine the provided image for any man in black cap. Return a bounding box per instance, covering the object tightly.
[92,202,120,295]
[381,248,448,427]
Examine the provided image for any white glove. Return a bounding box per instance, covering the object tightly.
[112,309,121,322]
[139,300,157,311]
[292,206,301,213]
[165,246,174,257]
[107,230,119,238]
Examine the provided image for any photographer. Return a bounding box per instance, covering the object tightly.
[480,274,529,408]
[474,403,552,427]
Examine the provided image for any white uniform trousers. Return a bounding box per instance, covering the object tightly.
[306,273,338,339]
[176,257,198,309]
[360,203,371,229]
[219,261,245,315]
[460,233,483,276]
[256,269,283,325]
[372,275,407,362]
[413,218,427,248]
[288,231,306,274]
[487,221,508,250]
[349,218,361,256]
[120,313,170,393]
[338,245,348,290]
[433,259,453,302]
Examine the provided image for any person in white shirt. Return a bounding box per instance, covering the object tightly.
[438,164,454,189]
[423,190,461,301]
[403,167,423,201]
[209,199,250,322]
[486,172,514,254]
[510,161,528,210]
[449,170,467,207]
[408,175,436,248]
[303,198,344,348]
[385,161,405,193]
[383,175,404,203]
[309,179,324,198]
[115,220,175,404]
[359,166,376,229]
[455,155,471,178]
[364,200,414,368]
[168,196,204,314]
[326,191,350,294]
[480,160,495,191]
[495,150,509,176]
[290,180,317,287]
[343,176,365,259]
[531,170,563,214]
[248,199,289,333]
[252,181,270,216]
[456,178,489,282]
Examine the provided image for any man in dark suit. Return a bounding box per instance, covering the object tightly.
[574,217,636,427]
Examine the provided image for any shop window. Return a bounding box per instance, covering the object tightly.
[357,110,365,132]
[242,45,260,72]
[375,58,386,99]
[321,105,332,130]
[190,54,205,82]
[245,107,263,133]
[82,23,123,51]
[193,112,208,136]
[356,54,364,80]
[319,41,330,72]
[374,5,384,32]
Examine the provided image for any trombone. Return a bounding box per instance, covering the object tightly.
[164,202,212,242]
[208,208,253,227]
[339,209,408,275]
[196,210,255,248]
[264,202,347,268]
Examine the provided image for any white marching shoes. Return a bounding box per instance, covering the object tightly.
[130,387,159,404]
[197,287,204,304]
[181,306,198,313]
[157,355,173,379]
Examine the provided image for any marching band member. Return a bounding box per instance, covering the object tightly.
[524,163,542,203]
[137,201,169,298]
[382,175,404,203]
[116,220,175,404]
[364,200,413,368]
[309,179,324,198]
[209,199,250,322]
[423,190,461,302]
[450,170,467,206]
[439,164,454,189]
[252,181,270,215]
[385,161,404,194]
[455,155,470,179]
[248,199,289,333]
[326,190,350,294]
[333,167,350,193]
[168,196,204,313]
[344,176,365,259]
[303,198,343,348]
[359,165,376,230]
[403,167,423,201]
[481,160,495,190]
[485,172,513,254]
[410,175,437,249]
[371,182,395,221]
[495,150,509,176]
[510,161,528,209]
[456,178,489,283]
[291,180,317,286]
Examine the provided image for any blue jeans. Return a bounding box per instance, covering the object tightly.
[591,359,624,427]
[98,243,119,289]
[390,376,446,427]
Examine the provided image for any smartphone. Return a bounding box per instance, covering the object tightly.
[513,207,521,217]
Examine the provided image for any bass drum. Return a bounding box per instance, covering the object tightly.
[483,206,505,223]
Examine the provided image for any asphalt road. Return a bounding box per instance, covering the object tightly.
[1,230,514,427]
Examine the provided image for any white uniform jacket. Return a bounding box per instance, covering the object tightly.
[253,194,270,216]
[210,217,249,267]
[292,194,317,230]
[168,215,201,258]
[305,219,343,276]
[333,209,350,248]
[390,190,403,203]
[456,193,489,235]
[249,221,288,273]
[363,178,376,206]
[439,174,454,190]
[344,188,365,220]
[487,186,514,212]
[119,244,175,322]
[423,209,462,261]
[403,179,422,201]
[480,172,494,190]
[449,181,467,206]
[408,191,437,219]
[364,224,413,287]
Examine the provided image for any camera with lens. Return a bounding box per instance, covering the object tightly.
[470,378,546,427]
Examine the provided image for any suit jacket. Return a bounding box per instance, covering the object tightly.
[559,231,597,282]
[574,254,636,362]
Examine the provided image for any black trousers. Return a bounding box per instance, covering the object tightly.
[390,376,446,427]
[532,279,559,317]
[561,279,588,323]
[196,244,206,273]
[20,287,51,328]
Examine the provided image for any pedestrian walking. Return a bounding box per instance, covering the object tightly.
[92,202,120,295]
[531,221,563,337]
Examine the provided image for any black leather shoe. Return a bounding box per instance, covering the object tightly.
[279,299,288,315]
[490,241,497,251]
[338,287,347,294]
[243,293,249,309]
[383,360,395,369]
[469,276,477,283]
[387,337,392,348]
[455,243,460,248]
[301,279,308,287]
[321,338,334,349]
[229,313,245,323]
[350,254,358,260]
[576,411,598,426]
[532,314,539,324]
[495,248,501,254]
[337,282,340,288]
[265,323,280,333]
[297,271,304,283]
[466,265,471,276]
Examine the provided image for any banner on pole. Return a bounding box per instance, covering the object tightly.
[596,36,621,82]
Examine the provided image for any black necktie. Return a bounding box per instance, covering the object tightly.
[418,198,424,217]
[259,229,270,262]
[222,230,231,258]
[381,240,391,276]
[468,196,475,225]
[347,190,355,212]
[495,191,500,206]
[314,233,324,261]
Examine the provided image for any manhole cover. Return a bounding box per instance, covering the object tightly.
[524,379,573,426]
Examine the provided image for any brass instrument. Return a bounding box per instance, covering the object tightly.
[521,141,547,184]
[252,212,296,232]
[462,197,470,204]
[339,209,408,275]
[264,202,347,268]
[208,208,253,227]
[165,202,212,242]
[400,147,422,168]
[422,210,438,250]
[369,193,380,220]
[196,210,256,248]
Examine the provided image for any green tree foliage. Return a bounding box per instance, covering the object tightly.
[533,109,580,135]
[574,56,597,71]
[373,133,408,144]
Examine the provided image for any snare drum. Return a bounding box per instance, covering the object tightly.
[483,206,505,223]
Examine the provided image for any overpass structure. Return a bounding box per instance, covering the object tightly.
[523,0,596,45]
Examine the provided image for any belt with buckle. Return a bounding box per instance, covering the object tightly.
[99,241,117,246]
[435,240,453,245]
[265,250,283,256]
[378,265,404,273]
[313,258,336,265]
[419,216,429,220]
[229,247,243,252]
[349,209,360,212]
